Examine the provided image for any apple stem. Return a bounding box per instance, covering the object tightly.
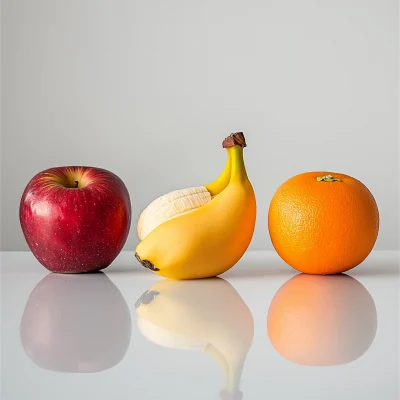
[74,181,79,188]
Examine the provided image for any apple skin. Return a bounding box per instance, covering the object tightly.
[20,272,131,372]
[20,166,131,273]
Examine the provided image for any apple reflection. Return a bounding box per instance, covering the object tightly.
[267,273,377,366]
[20,272,131,372]
[135,278,254,400]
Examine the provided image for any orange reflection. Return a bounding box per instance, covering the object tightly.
[267,273,377,366]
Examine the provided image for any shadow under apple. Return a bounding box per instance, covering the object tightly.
[20,272,131,373]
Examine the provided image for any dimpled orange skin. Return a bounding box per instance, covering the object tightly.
[268,172,379,274]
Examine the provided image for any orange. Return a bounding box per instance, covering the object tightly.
[267,273,377,366]
[268,172,379,274]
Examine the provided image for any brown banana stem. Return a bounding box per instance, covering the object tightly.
[222,133,247,149]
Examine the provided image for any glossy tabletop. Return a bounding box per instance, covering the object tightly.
[1,251,399,399]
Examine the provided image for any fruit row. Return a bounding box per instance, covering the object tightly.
[20,132,379,277]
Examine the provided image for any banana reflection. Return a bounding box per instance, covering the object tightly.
[267,274,377,366]
[135,278,254,400]
[20,272,131,372]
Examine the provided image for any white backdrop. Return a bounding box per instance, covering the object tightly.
[1,0,398,250]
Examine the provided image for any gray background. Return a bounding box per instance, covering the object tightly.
[1,0,399,251]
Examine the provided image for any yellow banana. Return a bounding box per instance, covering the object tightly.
[204,145,232,197]
[135,278,254,399]
[137,186,212,240]
[135,132,256,279]
[137,148,232,240]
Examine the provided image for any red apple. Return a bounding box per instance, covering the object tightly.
[20,166,131,273]
[20,272,131,372]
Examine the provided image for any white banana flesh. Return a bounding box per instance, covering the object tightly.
[137,186,212,240]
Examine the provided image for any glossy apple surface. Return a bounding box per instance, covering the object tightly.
[20,272,131,372]
[20,166,131,273]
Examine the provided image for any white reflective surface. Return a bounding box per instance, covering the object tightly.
[1,251,399,399]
